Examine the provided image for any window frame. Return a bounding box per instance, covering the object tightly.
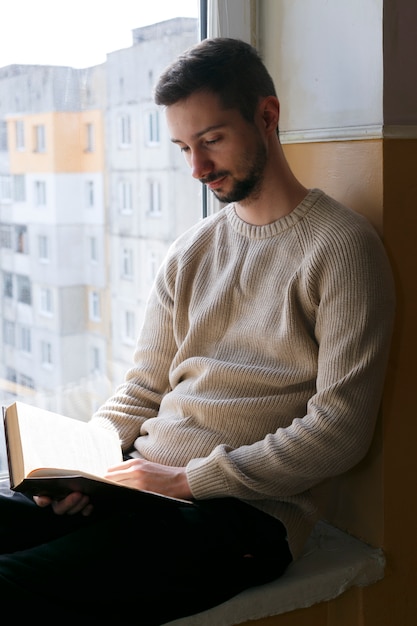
[15,119,25,151]
[39,287,53,316]
[118,113,132,148]
[35,180,47,207]
[34,124,46,152]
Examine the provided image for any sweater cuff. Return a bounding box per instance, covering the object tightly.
[186,449,230,500]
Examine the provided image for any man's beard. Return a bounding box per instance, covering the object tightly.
[201,141,267,204]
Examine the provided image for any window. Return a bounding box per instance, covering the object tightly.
[38,235,50,262]
[3,320,15,347]
[35,180,46,206]
[0,175,12,202]
[0,1,201,442]
[34,124,46,152]
[19,326,32,353]
[85,123,94,152]
[121,247,134,279]
[89,291,101,321]
[148,251,159,283]
[15,120,25,150]
[89,236,98,263]
[19,374,34,390]
[146,110,160,145]
[41,340,53,366]
[91,346,101,373]
[118,179,132,213]
[13,174,26,202]
[17,275,31,305]
[0,121,7,151]
[148,180,161,216]
[86,180,95,208]
[124,310,136,343]
[6,367,17,386]
[118,114,131,147]
[3,272,13,298]
[0,225,13,249]
[15,225,29,254]
[40,287,53,315]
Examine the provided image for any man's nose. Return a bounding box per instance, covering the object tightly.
[190,148,213,180]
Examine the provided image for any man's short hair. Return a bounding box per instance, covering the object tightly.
[154,37,277,126]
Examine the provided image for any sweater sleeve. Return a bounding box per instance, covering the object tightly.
[90,258,177,451]
[186,218,396,502]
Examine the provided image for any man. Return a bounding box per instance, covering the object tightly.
[0,38,395,625]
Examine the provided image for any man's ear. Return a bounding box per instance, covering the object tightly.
[259,96,280,135]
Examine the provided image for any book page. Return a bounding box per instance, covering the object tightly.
[11,402,122,480]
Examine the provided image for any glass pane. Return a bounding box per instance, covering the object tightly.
[0,0,201,475]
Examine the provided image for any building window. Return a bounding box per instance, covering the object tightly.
[148,251,159,283]
[19,374,34,390]
[146,110,160,145]
[91,346,101,373]
[6,367,17,386]
[19,325,32,354]
[15,120,25,150]
[124,310,136,343]
[0,175,12,202]
[0,121,7,151]
[85,123,94,152]
[121,247,134,279]
[118,114,131,147]
[38,235,50,262]
[89,291,101,321]
[89,236,98,263]
[13,174,26,202]
[41,340,53,366]
[118,179,132,213]
[3,320,15,347]
[15,225,29,254]
[40,287,53,315]
[34,124,46,152]
[0,225,13,249]
[3,271,13,298]
[35,180,46,206]
[17,275,31,305]
[86,180,95,208]
[148,180,161,216]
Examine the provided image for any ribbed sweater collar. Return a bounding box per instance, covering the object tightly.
[225,188,323,240]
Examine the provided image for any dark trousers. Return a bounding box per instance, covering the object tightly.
[0,479,292,625]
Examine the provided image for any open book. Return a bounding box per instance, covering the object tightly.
[2,401,193,508]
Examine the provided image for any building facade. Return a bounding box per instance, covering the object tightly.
[0,17,200,434]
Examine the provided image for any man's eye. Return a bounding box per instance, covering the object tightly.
[206,138,219,146]
[180,146,190,153]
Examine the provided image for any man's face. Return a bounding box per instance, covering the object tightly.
[166,91,267,204]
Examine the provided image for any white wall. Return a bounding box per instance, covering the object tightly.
[259,0,383,142]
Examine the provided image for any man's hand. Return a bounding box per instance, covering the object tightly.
[33,492,94,517]
[32,458,192,515]
[104,458,193,500]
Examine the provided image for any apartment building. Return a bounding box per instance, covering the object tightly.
[0,17,200,430]
[105,17,201,386]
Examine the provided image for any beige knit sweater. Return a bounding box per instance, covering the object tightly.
[91,188,395,558]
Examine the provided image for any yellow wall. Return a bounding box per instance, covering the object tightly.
[283,141,383,234]
[8,110,104,173]
[375,138,417,626]
[283,139,386,549]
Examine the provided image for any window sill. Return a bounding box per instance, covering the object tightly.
[165,520,385,626]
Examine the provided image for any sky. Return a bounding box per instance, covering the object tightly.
[0,0,199,69]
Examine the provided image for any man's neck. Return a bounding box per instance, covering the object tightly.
[234,146,308,226]
[234,179,308,226]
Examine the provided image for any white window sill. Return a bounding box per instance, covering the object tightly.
[165,520,385,626]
